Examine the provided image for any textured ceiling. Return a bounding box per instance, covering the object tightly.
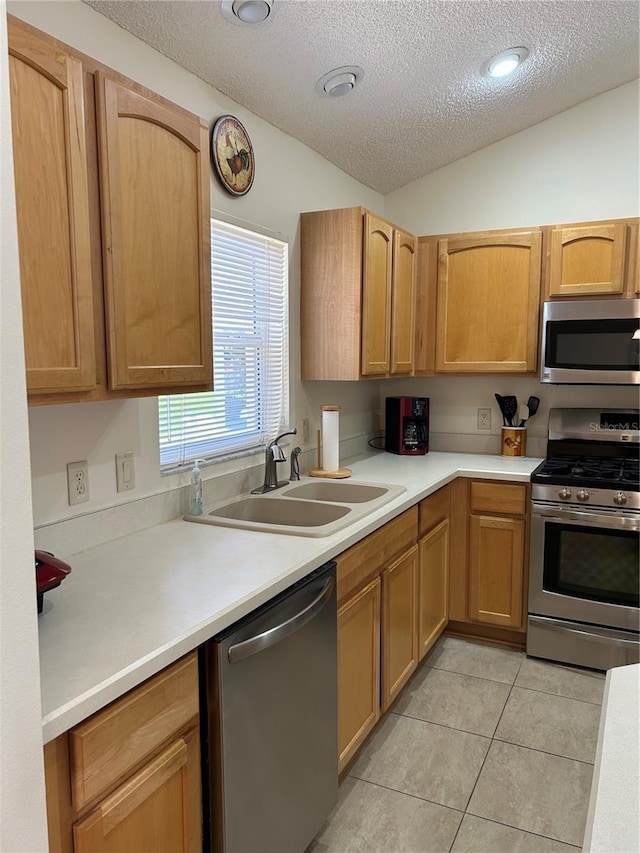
[85,0,640,195]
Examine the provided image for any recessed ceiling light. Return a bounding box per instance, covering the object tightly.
[221,0,273,25]
[482,47,529,79]
[315,66,364,98]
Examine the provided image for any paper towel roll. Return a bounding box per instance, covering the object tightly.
[321,405,340,472]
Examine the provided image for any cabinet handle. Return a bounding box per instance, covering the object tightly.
[98,738,188,835]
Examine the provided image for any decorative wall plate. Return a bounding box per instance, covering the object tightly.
[211,115,255,196]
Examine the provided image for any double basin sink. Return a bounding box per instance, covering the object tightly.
[185,479,407,537]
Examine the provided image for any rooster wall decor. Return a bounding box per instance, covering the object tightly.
[211,115,255,196]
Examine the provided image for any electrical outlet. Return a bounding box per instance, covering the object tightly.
[67,460,89,506]
[477,408,491,430]
[116,451,135,492]
[302,418,310,445]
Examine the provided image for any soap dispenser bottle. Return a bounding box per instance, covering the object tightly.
[190,459,206,515]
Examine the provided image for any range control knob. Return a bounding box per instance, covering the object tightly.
[576,489,590,502]
[558,488,572,500]
[613,492,628,506]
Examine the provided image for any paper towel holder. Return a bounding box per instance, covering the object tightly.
[309,404,352,479]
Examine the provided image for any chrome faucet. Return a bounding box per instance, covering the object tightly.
[251,428,297,494]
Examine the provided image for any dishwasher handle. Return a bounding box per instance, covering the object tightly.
[228,576,334,663]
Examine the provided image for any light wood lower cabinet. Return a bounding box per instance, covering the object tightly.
[381,545,419,711]
[337,577,381,773]
[44,652,201,853]
[466,480,528,631]
[336,507,418,772]
[73,730,201,853]
[418,518,450,659]
[468,515,525,629]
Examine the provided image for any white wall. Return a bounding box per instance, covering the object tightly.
[9,0,384,527]
[385,80,640,234]
[0,3,49,848]
[383,80,640,453]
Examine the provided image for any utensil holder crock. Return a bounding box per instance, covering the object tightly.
[501,427,526,457]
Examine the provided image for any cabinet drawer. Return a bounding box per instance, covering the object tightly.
[418,486,450,536]
[337,507,418,603]
[69,652,199,811]
[470,481,527,516]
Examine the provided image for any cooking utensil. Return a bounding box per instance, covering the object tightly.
[527,396,540,420]
[494,393,507,426]
[518,404,529,427]
[502,395,518,427]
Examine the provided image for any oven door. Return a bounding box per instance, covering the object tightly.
[529,503,640,631]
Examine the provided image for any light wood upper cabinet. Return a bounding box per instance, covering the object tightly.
[337,577,381,773]
[300,207,417,380]
[436,230,542,373]
[547,221,638,298]
[390,229,417,375]
[8,22,96,394]
[361,213,393,375]
[8,18,213,404]
[381,545,418,711]
[95,73,212,390]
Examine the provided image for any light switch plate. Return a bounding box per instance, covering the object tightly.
[116,451,135,492]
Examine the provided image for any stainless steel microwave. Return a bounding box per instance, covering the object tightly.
[540,298,640,385]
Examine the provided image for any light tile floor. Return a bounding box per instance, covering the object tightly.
[309,636,606,853]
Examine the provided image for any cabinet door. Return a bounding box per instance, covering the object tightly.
[96,73,212,390]
[436,231,542,372]
[73,729,201,853]
[361,213,393,376]
[390,229,416,375]
[418,519,449,660]
[8,23,96,394]
[549,224,628,297]
[381,546,419,711]
[338,577,380,772]
[468,514,525,629]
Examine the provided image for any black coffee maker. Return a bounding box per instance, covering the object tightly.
[385,397,429,455]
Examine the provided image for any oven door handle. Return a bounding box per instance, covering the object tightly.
[532,505,640,531]
[533,617,639,648]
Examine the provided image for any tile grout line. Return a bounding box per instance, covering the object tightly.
[460,812,583,850]
[389,709,494,742]
[347,773,466,816]
[426,660,605,705]
[490,736,597,767]
[447,653,527,852]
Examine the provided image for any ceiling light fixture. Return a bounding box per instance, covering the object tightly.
[315,66,364,98]
[482,47,529,79]
[221,0,273,25]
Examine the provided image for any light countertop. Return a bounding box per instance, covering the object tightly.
[583,663,640,853]
[38,451,541,743]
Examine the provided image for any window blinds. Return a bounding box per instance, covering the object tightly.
[158,219,288,468]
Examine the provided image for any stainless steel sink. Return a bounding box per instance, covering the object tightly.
[185,478,406,537]
[281,482,390,503]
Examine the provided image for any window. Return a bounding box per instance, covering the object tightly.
[158,218,288,469]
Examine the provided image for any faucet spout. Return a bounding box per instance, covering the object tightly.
[251,428,297,494]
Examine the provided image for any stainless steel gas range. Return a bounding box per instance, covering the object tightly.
[527,408,639,671]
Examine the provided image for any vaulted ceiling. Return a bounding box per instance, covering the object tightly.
[85,0,640,194]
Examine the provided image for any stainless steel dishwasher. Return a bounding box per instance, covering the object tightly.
[204,561,337,853]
